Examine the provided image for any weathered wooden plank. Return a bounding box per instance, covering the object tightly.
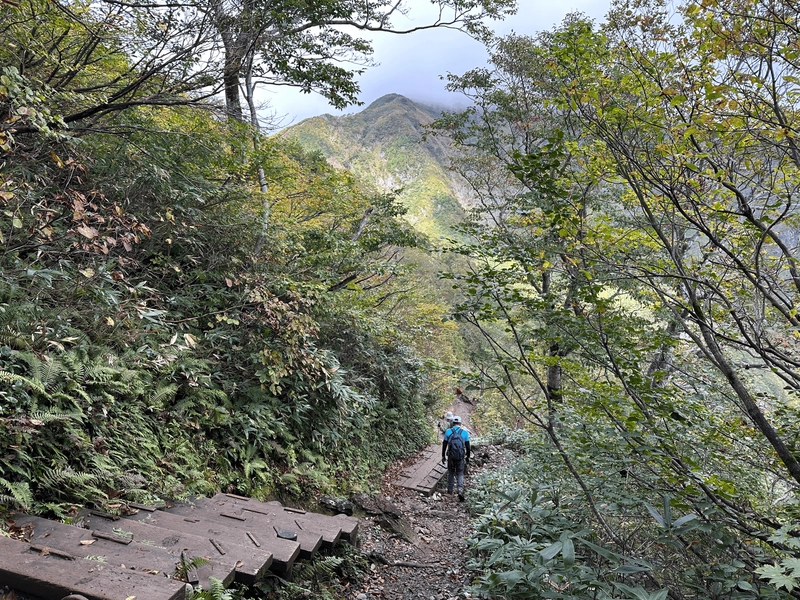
[164,502,322,558]
[392,444,448,495]
[200,496,342,549]
[8,514,226,589]
[82,512,256,585]
[215,494,359,543]
[124,508,300,575]
[0,536,188,600]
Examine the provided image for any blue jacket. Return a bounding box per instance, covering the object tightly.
[442,426,471,461]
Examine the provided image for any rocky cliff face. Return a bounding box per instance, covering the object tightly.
[281,94,467,241]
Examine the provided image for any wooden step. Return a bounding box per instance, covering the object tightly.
[392,444,448,495]
[214,494,360,543]
[197,496,342,549]
[164,502,322,559]
[124,507,301,575]
[81,511,260,585]
[8,513,231,590]
[0,536,189,600]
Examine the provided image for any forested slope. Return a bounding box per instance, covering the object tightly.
[283,94,468,240]
[9,0,800,598]
[0,0,466,516]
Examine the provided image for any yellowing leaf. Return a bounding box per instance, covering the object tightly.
[79,539,96,545]
[50,151,64,168]
[76,225,99,239]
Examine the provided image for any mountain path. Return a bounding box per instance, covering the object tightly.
[350,398,505,600]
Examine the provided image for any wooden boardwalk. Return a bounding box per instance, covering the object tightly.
[0,535,189,600]
[392,444,448,495]
[1,495,359,599]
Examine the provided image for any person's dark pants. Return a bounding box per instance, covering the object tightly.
[447,458,465,494]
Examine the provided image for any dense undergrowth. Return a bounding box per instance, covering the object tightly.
[0,68,459,516]
[467,430,793,600]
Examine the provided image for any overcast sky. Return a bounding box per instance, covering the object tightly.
[262,0,611,129]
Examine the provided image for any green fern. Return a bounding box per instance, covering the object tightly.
[294,554,344,580]
[0,328,30,350]
[0,477,32,509]
[0,371,47,396]
[39,467,106,501]
[173,553,211,583]
[18,353,63,392]
[29,410,80,424]
[189,576,233,600]
[35,502,73,518]
[149,384,178,408]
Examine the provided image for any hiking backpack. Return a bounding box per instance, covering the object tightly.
[448,426,466,461]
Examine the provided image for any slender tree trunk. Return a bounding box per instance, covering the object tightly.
[210,0,247,121]
[696,314,800,485]
[546,343,562,403]
[246,66,270,256]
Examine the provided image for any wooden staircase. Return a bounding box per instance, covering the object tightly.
[1,494,359,600]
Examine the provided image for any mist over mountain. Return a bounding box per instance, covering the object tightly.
[281,94,469,241]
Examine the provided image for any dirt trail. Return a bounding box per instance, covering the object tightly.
[349,394,504,600]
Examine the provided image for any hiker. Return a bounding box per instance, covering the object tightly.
[439,410,454,436]
[441,415,470,501]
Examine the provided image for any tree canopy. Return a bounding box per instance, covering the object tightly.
[431,0,800,596]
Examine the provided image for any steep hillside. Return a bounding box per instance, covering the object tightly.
[282,94,467,241]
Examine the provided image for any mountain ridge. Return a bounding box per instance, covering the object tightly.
[280,93,467,240]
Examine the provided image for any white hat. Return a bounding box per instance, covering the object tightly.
[452,416,462,424]
[445,411,453,420]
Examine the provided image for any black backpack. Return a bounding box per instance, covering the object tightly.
[448,426,466,461]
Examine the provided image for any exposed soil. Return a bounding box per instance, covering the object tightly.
[347,395,508,600]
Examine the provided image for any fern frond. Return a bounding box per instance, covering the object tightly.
[29,410,80,424]
[19,353,44,386]
[0,329,30,350]
[171,397,195,415]
[40,467,99,490]
[243,458,268,481]
[85,365,120,384]
[0,371,47,396]
[209,577,231,598]
[296,555,344,580]
[0,477,32,509]
[34,502,72,518]
[173,554,211,583]
[149,384,178,408]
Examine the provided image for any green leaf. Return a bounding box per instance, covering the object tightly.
[540,541,562,560]
[782,557,800,577]
[613,582,652,600]
[577,537,623,562]
[559,532,575,567]
[645,502,665,526]
[756,564,796,591]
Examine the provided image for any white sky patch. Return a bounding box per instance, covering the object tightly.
[261,0,610,129]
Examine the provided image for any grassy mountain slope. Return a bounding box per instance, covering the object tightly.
[282,94,467,241]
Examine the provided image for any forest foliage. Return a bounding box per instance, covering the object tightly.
[0,0,470,516]
[429,0,800,597]
[6,0,800,597]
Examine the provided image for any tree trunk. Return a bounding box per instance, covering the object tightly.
[224,63,243,121]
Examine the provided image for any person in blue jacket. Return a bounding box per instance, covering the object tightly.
[441,416,471,501]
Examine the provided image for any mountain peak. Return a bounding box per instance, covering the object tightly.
[279,93,467,239]
[366,94,417,111]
